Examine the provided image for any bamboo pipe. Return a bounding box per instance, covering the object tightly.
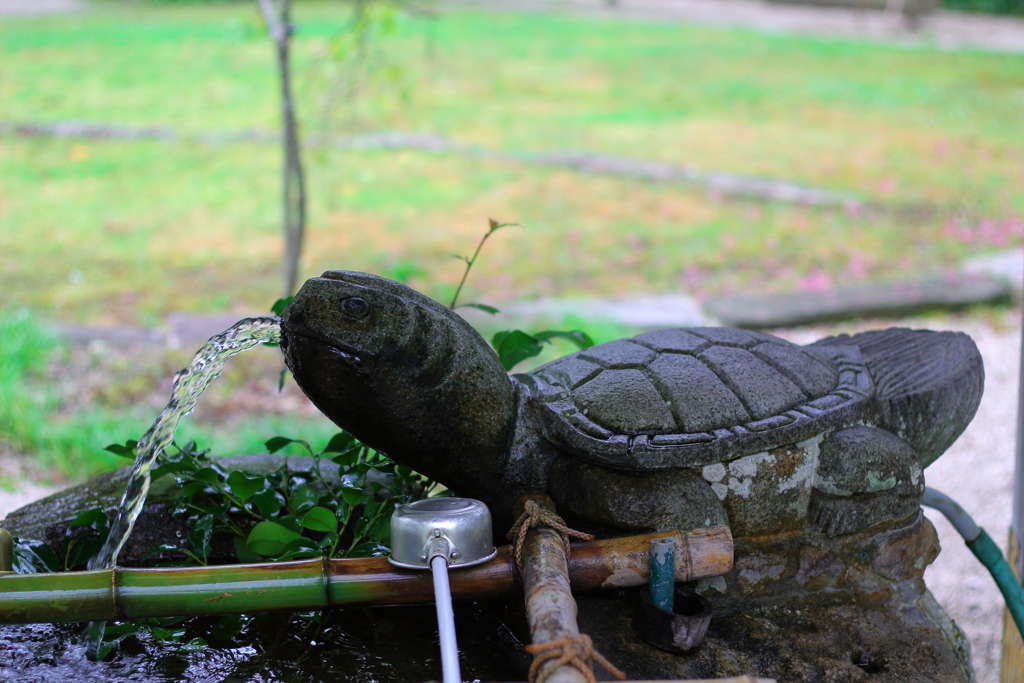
[0,525,732,624]
[518,493,593,683]
[0,529,12,574]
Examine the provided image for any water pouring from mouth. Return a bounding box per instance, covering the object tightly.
[84,316,282,656]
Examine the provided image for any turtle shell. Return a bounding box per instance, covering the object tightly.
[516,327,875,470]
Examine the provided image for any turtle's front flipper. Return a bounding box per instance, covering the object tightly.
[811,328,983,468]
[809,425,923,536]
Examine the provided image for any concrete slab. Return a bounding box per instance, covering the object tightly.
[458,293,711,330]
[165,312,265,349]
[963,248,1024,293]
[705,274,1013,329]
[448,0,1024,54]
[0,0,87,15]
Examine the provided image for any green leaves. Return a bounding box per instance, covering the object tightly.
[534,330,595,349]
[492,328,596,371]
[227,471,264,502]
[190,467,223,485]
[11,537,60,574]
[455,302,500,315]
[92,617,206,661]
[132,432,427,567]
[265,436,311,455]
[270,297,293,316]
[492,330,547,371]
[441,219,597,374]
[322,431,357,454]
[104,439,138,459]
[301,507,338,533]
[290,484,320,515]
[246,521,305,556]
[63,507,111,571]
[189,513,216,560]
[340,486,370,507]
[210,614,251,641]
[252,487,285,517]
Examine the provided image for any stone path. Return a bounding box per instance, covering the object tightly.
[4,0,1023,54]
[14,248,1018,350]
[449,0,1024,53]
[0,121,857,207]
[0,0,85,14]
[0,454,62,524]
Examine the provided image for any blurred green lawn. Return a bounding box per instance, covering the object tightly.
[2,2,1023,325]
[1,2,1023,479]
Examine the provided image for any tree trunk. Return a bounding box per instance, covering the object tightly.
[258,0,307,298]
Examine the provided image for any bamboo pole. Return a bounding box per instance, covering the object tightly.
[515,493,645,683]
[519,494,591,683]
[0,528,12,574]
[0,526,732,625]
[1002,530,1024,681]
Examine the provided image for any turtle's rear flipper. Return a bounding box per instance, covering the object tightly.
[811,328,983,468]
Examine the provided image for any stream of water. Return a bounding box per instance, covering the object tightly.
[84,317,282,654]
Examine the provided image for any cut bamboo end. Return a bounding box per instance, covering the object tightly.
[0,528,12,574]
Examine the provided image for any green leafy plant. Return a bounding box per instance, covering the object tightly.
[20,432,436,659]
[11,537,60,575]
[104,434,433,566]
[62,508,111,571]
[490,329,595,372]
[93,618,208,663]
[11,507,113,574]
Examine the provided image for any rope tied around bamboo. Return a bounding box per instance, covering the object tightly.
[506,499,594,572]
[525,633,626,683]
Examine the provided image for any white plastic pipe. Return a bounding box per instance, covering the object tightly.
[430,554,462,683]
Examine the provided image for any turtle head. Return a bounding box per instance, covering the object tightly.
[279,271,516,498]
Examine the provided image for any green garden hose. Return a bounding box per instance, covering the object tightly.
[923,486,1024,636]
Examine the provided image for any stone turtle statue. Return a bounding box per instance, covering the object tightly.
[280,271,984,543]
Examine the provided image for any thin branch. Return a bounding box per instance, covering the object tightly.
[449,220,517,309]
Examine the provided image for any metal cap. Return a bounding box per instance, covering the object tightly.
[389,498,496,570]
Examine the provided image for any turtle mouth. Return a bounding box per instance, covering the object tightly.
[279,321,375,362]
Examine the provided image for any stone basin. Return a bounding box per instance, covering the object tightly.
[0,456,975,682]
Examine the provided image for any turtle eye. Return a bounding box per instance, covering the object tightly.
[340,296,371,320]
